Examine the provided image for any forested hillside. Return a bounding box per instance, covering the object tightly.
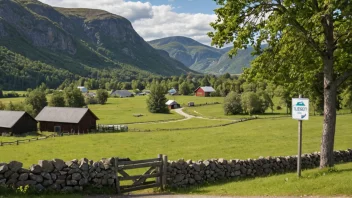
[0,0,192,90]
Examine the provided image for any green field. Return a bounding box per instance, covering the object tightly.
[0,115,351,167]
[128,118,233,130]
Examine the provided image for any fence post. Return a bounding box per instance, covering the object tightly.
[114,157,121,194]
[157,154,162,188]
[16,140,19,145]
[162,155,168,190]
[0,141,2,146]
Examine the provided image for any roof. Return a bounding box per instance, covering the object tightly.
[0,111,37,128]
[168,88,177,93]
[165,100,179,105]
[35,107,99,124]
[111,90,133,97]
[195,86,216,93]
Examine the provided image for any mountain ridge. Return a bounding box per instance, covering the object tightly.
[148,36,258,74]
[0,0,193,89]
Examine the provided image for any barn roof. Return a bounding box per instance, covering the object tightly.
[165,100,178,105]
[0,111,37,128]
[195,86,216,93]
[111,90,133,97]
[35,107,99,124]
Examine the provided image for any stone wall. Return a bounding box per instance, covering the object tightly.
[0,158,117,192]
[0,149,351,192]
[166,149,352,188]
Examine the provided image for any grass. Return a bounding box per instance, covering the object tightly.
[172,163,352,196]
[0,132,53,142]
[0,114,351,167]
[128,118,233,130]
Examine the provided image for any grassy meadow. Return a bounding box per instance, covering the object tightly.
[0,114,351,167]
[1,92,352,196]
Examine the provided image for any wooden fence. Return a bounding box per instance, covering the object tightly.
[0,134,56,146]
[115,154,168,194]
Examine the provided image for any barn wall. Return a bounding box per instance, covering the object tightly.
[39,112,97,133]
[195,88,205,97]
[0,127,11,133]
[12,114,37,134]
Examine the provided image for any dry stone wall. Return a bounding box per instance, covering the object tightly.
[0,158,117,192]
[0,149,352,192]
[166,149,352,188]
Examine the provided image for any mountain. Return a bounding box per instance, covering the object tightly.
[0,0,192,89]
[148,36,223,71]
[148,36,258,74]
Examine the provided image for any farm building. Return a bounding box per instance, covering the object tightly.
[0,111,37,135]
[165,100,181,109]
[168,88,177,95]
[111,90,134,98]
[77,86,88,93]
[35,107,99,133]
[194,86,216,97]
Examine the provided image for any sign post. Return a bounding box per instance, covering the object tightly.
[292,95,309,177]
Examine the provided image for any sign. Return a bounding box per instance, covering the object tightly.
[292,98,309,120]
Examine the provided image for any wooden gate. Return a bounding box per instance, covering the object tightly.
[115,154,168,194]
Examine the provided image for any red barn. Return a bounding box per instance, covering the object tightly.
[35,107,99,133]
[194,86,216,97]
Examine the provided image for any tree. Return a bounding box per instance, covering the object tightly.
[49,91,65,107]
[224,91,242,115]
[257,90,274,114]
[241,92,261,116]
[0,89,3,98]
[179,82,191,95]
[147,83,169,113]
[64,85,86,107]
[209,1,352,167]
[25,88,47,116]
[96,89,109,105]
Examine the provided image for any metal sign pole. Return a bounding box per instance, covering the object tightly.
[297,94,302,177]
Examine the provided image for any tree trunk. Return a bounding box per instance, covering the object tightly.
[320,58,337,168]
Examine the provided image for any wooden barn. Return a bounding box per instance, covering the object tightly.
[35,107,99,133]
[194,86,216,97]
[0,111,37,135]
[165,100,181,109]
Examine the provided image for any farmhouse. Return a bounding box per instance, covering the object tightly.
[111,90,134,98]
[0,111,37,135]
[165,100,180,109]
[35,107,99,133]
[77,86,88,93]
[194,86,216,97]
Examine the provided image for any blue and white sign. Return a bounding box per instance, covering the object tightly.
[292,98,309,120]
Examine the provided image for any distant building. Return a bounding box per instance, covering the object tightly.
[35,107,99,133]
[165,100,181,109]
[110,90,134,98]
[77,86,88,93]
[0,111,37,135]
[168,88,177,95]
[143,90,151,95]
[194,86,216,97]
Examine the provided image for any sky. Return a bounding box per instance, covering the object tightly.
[38,0,220,45]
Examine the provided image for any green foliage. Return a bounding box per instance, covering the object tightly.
[241,92,261,115]
[85,96,98,105]
[342,87,352,113]
[179,81,192,95]
[63,85,86,107]
[24,88,47,116]
[5,101,25,111]
[49,91,65,107]
[0,101,5,110]
[0,89,3,98]
[147,83,170,113]
[96,89,109,105]
[223,91,242,115]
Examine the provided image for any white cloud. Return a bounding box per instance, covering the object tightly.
[39,0,216,45]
